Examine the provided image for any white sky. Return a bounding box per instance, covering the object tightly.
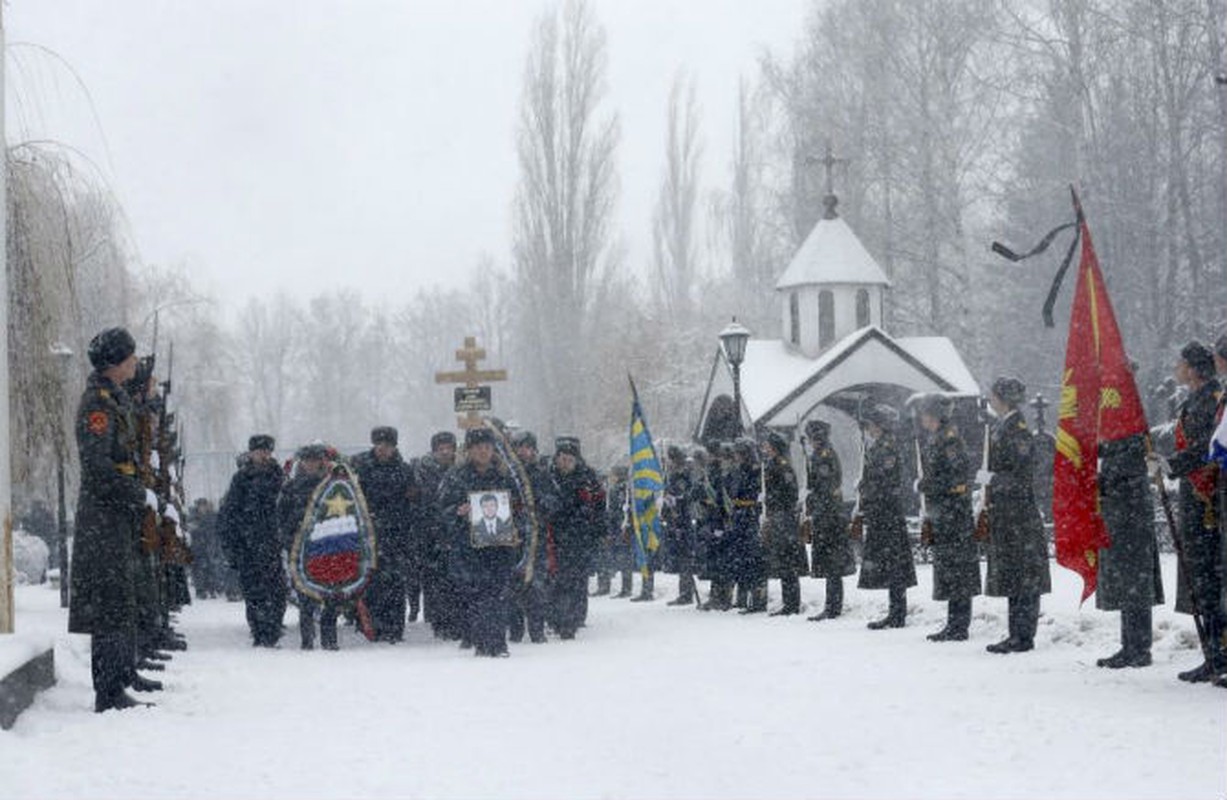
[4,1,808,312]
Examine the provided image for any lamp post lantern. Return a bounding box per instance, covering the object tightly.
[719,318,751,436]
[50,343,73,608]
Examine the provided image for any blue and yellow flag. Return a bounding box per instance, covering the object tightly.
[628,377,663,575]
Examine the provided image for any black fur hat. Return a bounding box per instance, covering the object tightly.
[763,431,788,457]
[990,376,1026,407]
[464,427,496,448]
[862,404,899,430]
[915,393,952,423]
[805,419,830,440]
[370,426,398,446]
[510,430,538,450]
[554,436,582,458]
[430,431,457,451]
[1181,341,1215,380]
[248,434,275,453]
[88,327,136,370]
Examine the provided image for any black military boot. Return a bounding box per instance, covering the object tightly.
[869,587,907,629]
[631,573,655,602]
[128,673,164,693]
[93,634,153,712]
[136,657,165,672]
[668,573,696,606]
[810,577,844,621]
[592,573,612,597]
[613,571,633,598]
[769,577,801,616]
[740,582,768,614]
[700,581,731,611]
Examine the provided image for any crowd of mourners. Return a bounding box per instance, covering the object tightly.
[69,326,1227,712]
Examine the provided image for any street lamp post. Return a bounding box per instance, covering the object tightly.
[719,318,751,437]
[50,343,73,608]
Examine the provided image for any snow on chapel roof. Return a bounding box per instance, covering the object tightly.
[774,215,891,290]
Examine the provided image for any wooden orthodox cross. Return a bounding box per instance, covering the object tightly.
[434,336,508,429]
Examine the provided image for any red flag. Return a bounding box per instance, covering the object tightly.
[1053,191,1148,602]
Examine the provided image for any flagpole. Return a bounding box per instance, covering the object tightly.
[1146,435,1214,666]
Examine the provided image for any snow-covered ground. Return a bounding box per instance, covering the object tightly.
[3,556,1224,799]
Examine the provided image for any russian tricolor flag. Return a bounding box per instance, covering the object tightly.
[1210,414,1227,471]
[304,515,362,585]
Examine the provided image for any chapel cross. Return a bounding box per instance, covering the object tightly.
[805,139,849,220]
[434,336,508,429]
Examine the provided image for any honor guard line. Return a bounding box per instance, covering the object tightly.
[434,336,507,429]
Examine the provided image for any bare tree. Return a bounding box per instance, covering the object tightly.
[652,71,704,323]
[511,0,620,435]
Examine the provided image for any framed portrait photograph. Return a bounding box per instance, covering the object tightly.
[468,490,518,548]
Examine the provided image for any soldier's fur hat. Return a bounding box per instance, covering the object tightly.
[430,431,457,451]
[464,427,496,448]
[763,431,788,457]
[510,430,537,451]
[88,327,136,370]
[666,444,686,463]
[296,443,329,461]
[733,437,757,461]
[990,376,1026,407]
[248,434,275,452]
[915,393,952,423]
[805,419,830,440]
[370,426,398,446]
[1215,333,1227,362]
[1181,341,1216,379]
[862,404,899,431]
[554,436,582,458]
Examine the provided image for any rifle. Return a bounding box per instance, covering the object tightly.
[916,435,934,547]
[973,398,992,543]
[155,343,193,565]
[1146,434,1214,667]
[131,354,161,555]
[848,406,868,541]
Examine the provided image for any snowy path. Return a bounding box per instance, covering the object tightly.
[4,557,1224,799]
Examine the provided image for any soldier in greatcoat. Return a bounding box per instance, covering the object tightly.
[662,446,699,606]
[804,420,855,622]
[219,434,286,647]
[277,444,336,649]
[916,394,982,642]
[353,426,416,643]
[1159,342,1225,683]
[507,430,554,644]
[982,377,1051,654]
[856,405,916,629]
[412,431,458,639]
[437,427,522,656]
[728,438,767,614]
[1213,334,1227,689]
[547,437,605,638]
[1094,431,1165,668]
[68,328,160,712]
[761,432,806,615]
[699,444,736,611]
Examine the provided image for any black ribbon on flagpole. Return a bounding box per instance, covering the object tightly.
[991,187,1086,328]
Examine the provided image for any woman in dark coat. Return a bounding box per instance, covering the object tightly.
[856,405,916,629]
[917,394,982,642]
[982,377,1051,654]
[805,419,855,621]
[761,432,806,615]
